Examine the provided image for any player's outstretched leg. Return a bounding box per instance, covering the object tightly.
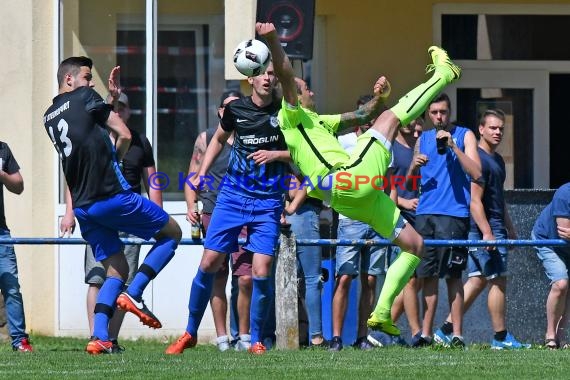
[390,46,461,126]
[367,223,424,336]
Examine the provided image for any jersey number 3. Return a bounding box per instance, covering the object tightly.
[48,119,73,158]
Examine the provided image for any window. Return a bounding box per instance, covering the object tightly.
[60,0,228,202]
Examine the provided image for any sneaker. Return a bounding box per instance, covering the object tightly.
[491,332,531,350]
[86,337,113,355]
[248,342,266,355]
[352,336,375,350]
[110,339,125,353]
[13,338,33,352]
[216,335,231,352]
[450,335,466,349]
[329,336,343,352]
[367,331,396,347]
[426,46,462,82]
[235,334,251,351]
[367,313,401,336]
[393,335,409,347]
[433,328,452,347]
[165,332,197,354]
[116,292,162,329]
[411,333,432,348]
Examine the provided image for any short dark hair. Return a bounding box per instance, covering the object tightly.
[479,108,506,126]
[356,94,373,108]
[57,56,93,87]
[429,92,451,110]
[219,90,244,107]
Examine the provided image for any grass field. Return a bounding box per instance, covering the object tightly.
[2,336,570,379]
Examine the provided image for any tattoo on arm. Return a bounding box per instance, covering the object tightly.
[190,134,206,171]
[338,96,385,130]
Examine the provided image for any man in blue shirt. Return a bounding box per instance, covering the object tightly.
[533,182,570,348]
[406,93,481,348]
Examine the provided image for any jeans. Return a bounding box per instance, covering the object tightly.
[0,230,28,347]
[287,203,323,338]
[336,218,387,276]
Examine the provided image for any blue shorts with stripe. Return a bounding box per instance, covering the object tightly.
[204,190,283,256]
[74,191,169,261]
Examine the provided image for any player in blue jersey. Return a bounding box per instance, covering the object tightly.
[44,57,182,354]
[166,62,291,355]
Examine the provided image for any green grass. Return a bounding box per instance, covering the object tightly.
[2,336,570,379]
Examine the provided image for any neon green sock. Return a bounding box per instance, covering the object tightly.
[372,251,421,319]
[390,73,448,126]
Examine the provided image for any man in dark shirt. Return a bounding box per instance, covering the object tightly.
[0,142,32,352]
[44,56,181,354]
[60,91,162,353]
[167,63,290,355]
[438,109,528,349]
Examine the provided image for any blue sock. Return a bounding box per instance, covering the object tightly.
[250,277,273,344]
[93,276,124,341]
[127,238,177,300]
[186,268,215,336]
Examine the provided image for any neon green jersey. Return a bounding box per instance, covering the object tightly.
[278,99,347,193]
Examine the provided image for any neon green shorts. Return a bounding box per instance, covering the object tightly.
[330,131,400,239]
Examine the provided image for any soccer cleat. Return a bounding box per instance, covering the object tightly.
[248,342,266,355]
[433,328,452,347]
[328,336,343,352]
[13,338,33,352]
[86,337,113,355]
[216,335,231,352]
[366,313,401,336]
[426,46,462,82]
[116,292,162,329]
[491,332,531,350]
[165,332,197,354]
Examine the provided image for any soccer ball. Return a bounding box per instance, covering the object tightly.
[233,39,271,77]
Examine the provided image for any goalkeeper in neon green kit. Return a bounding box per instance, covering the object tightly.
[256,22,462,336]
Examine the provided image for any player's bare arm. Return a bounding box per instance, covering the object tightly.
[256,22,297,106]
[450,130,482,180]
[338,77,390,130]
[184,131,207,222]
[0,168,23,195]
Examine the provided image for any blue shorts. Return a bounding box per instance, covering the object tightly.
[74,191,169,261]
[204,190,283,256]
[335,218,387,276]
[467,229,508,279]
[533,231,570,284]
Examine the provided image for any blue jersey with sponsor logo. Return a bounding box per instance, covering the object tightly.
[220,96,288,198]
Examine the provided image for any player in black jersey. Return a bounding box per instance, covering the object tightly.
[44,56,181,354]
[167,63,290,355]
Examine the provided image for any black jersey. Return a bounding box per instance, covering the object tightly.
[43,86,130,207]
[122,129,155,195]
[220,96,287,197]
[0,141,20,231]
